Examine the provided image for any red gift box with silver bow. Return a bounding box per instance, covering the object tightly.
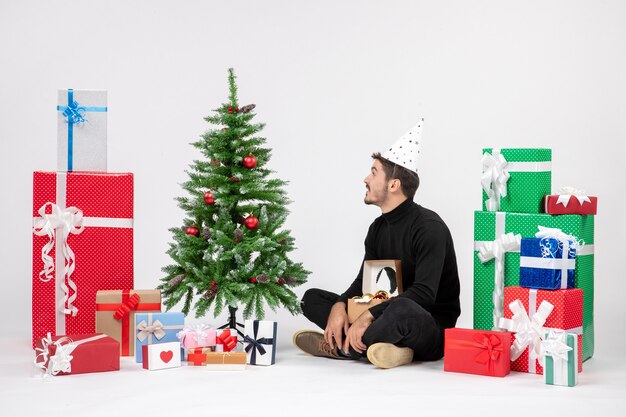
[544,187,597,215]
[32,172,134,348]
[34,333,119,376]
[444,328,512,377]
[500,286,583,374]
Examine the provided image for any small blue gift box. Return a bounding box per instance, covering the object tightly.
[135,312,185,362]
[519,237,576,290]
[243,320,277,366]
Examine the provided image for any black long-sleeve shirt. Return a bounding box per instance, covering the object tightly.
[338,199,461,329]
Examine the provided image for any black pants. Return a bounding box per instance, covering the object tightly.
[301,288,444,361]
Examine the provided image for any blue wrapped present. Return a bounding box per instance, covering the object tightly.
[519,236,576,290]
[135,312,185,362]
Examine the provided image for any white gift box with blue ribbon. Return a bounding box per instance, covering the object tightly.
[243,320,277,366]
[519,227,580,290]
[57,89,107,172]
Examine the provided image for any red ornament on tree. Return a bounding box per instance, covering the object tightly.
[185,226,200,237]
[229,176,239,183]
[235,107,240,112]
[276,278,284,285]
[242,154,257,169]
[249,277,257,284]
[204,191,215,205]
[228,106,233,114]
[244,214,259,230]
[211,280,217,287]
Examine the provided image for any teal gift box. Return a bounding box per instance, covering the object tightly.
[543,331,579,387]
[481,148,551,213]
[473,211,594,360]
[135,312,185,362]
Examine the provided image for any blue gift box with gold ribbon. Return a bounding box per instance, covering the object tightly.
[135,312,185,362]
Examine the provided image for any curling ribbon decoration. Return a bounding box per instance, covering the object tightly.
[32,202,85,316]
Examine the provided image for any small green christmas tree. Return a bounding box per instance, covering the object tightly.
[159,68,310,320]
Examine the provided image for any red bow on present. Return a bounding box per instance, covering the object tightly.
[472,333,503,371]
[113,293,140,320]
[188,348,208,366]
[216,330,237,352]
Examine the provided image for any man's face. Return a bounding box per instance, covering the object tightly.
[363,159,389,206]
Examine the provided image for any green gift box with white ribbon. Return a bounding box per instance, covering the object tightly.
[473,210,595,360]
[543,331,579,387]
[482,148,552,213]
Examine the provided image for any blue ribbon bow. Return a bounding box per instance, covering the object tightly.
[244,321,274,365]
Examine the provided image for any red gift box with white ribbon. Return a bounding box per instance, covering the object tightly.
[32,172,134,348]
[500,286,583,374]
[544,187,597,215]
[34,333,120,376]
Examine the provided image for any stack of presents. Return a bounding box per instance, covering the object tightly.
[444,148,597,387]
[31,89,277,376]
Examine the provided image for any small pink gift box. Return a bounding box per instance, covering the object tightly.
[177,324,216,349]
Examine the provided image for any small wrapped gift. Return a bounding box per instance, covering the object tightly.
[544,187,597,215]
[542,331,579,387]
[96,289,161,356]
[481,148,552,213]
[215,329,238,352]
[519,227,581,290]
[135,312,185,362]
[35,333,119,376]
[57,89,108,172]
[499,287,583,375]
[444,328,511,377]
[186,347,217,366]
[32,171,134,348]
[204,352,246,370]
[142,341,181,370]
[177,324,216,349]
[347,296,385,323]
[244,320,277,366]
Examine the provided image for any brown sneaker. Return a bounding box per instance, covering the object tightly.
[366,343,414,369]
[292,330,348,359]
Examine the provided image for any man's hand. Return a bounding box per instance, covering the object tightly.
[324,302,349,349]
[343,310,374,354]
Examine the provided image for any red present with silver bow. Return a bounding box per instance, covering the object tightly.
[32,172,134,348]
[444,328,512,377]
[499,286,583,374]
[544,187,597,215]
[34,333,119,376]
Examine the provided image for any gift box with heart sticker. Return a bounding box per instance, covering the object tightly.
[142,341,181,370]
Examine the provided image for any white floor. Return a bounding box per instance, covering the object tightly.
[2,335,625,417]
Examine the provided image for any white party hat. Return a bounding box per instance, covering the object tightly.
[382,118,424,173]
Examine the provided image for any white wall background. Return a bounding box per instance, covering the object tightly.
[1,0,624,355]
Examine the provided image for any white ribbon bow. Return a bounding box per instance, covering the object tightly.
[556,186,591,208]
[136,320,166,342]
[481,150,510,212]
[477,232,521,329]
[536,226,583,258]
[499,299,554,363]
[541,330,573,365]
[32,202,85,316]
[34,333,77,376]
